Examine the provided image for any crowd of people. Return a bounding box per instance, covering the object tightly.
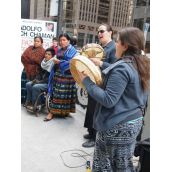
[21,24,150,171]
[21,34,78,120]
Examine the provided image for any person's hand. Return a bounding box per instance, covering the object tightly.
[77,70,88,82]
[90,58,103,67]
[31,79,39,86]
[53,58,60,64]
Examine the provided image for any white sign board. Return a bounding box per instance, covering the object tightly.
[21,19,57,54]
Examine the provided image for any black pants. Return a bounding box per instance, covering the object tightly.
[87,128,96,140]
[84,95,96,140]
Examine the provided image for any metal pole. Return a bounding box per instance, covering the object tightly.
[56,0,63,37]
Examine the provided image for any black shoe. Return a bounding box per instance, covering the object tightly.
[83,134,93,140]
[82,140,95,148]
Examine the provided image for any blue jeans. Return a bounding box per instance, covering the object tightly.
[26,81,48,105]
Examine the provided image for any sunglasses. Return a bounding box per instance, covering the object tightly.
[98,30,106,34]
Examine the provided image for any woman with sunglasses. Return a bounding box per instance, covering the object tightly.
[78,27,150,171]
[82,24,116,148]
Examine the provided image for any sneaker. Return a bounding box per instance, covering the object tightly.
[83,134,93,140]
[82,140,95,148]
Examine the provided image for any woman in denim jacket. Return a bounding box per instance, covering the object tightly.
[77,27,150,172]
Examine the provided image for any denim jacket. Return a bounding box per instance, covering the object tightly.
[83,59,148,131]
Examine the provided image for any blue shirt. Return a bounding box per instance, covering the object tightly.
[103,40,116,63]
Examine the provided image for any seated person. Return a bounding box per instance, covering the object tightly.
[25,48,56,110]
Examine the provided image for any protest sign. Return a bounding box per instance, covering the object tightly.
[21,19,57,53]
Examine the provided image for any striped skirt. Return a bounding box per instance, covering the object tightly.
[49,70,76,116]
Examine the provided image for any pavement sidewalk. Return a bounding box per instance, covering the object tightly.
[21,104,140,172]
[21,105,93,172]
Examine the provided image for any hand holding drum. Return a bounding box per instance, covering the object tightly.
[70,43,104,88]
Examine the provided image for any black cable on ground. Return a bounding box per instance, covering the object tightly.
[59,149,93,168]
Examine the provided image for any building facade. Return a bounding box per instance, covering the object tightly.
[21,0,30,19]
[132,0,150,53]
[28,0,133,48]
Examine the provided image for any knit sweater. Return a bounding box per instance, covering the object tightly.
[21,46,45,80]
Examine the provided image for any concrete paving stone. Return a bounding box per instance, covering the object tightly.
[22,105,93,172]
[22,104,139,172]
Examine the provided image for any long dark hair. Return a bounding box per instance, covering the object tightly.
[58,33,71,41]
[118,27,150,91]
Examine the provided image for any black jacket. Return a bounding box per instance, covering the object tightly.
[34,69,50,84]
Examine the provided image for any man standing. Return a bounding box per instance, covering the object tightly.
[82,24,116,147]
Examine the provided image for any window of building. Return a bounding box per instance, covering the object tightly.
[98,7,109,16]
[86,34,93,43]
[146,17,150,32]
[66,0,72,10]
[65,10,73,20]
[98,0,109,24]
[136,0,147,6]
[65,23,74,29]
[100,0,109,4]
[97,16,108,24]
[44,0,47,17]
[78,33,85,47]
[47,0,50,16]
[79,12,82,20]
[94,35,99,44]
[133,18,144,30]
[44,0,50,17]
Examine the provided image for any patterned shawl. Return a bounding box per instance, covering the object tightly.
[48,44,78,96]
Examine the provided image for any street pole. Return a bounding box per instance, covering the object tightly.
[56,0,63,37]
